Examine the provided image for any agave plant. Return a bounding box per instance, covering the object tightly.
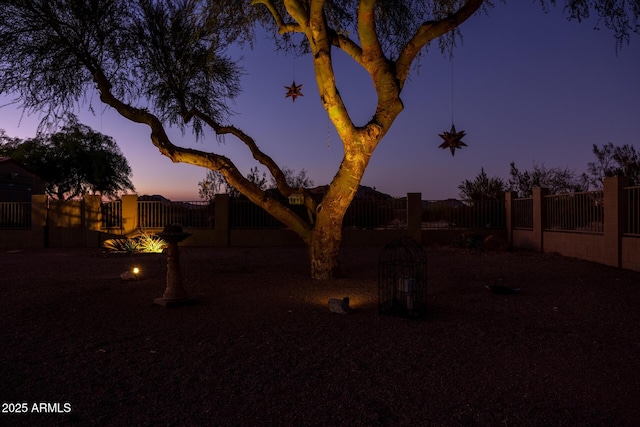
[133,232,166,253]
[103,231,167,253]
[103,237,142,253]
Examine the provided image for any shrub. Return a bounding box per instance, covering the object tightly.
[453,233,484,249]
[134,232,166,253]
[103,232,166,253]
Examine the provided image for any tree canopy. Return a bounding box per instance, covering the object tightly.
[458,167,505,200]
[0,122,135,200]
[508,162,586,198]
[1,0,638,278]
[461,142,638,199]
[199,167,313,200]
[584,143,640,188]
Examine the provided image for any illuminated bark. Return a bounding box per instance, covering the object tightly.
[248,0,483,279]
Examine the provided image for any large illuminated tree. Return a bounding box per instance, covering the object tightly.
[0,1,637,279]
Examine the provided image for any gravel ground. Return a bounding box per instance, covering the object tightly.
[1,245,639,426]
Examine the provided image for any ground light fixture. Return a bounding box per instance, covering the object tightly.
[328,297,353,314]
[120,266,142,281]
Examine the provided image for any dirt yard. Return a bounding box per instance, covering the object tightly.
[1,245,639,426]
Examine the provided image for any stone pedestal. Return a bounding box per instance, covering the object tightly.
[153,225,193,307]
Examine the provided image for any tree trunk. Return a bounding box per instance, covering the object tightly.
[309,221,343,280]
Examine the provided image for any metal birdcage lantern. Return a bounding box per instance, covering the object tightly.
[378,236,427,318]
[288,193,304,205]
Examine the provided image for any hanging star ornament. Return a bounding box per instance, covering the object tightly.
[438,123,467,156]
[285,80,303,102]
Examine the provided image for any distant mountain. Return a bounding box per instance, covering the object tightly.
[139,186,394,204]
[138,194,171,203]
[422,198,464,209]
[308,185,393,200]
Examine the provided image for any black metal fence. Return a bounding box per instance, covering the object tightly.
[97,197,508,230]
[101,200,122,229]
[137,200,215,229]
[229,199,307,228]
[512,198,533,229]
[343,199,407,229]
[625,186,640,236]
[0,201,31,229]
[421,199,505,229]
[12,194,617,235]
[545,191,604,233]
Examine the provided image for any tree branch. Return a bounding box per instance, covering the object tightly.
[327,30,363,65]
[93,69,313,242]
[187,107,316,210]
[358,0,384,68]
[396,0,484,88]
[251,0,302,34]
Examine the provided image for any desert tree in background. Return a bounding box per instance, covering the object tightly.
[507,161,586,198]
[0,121,134,200]
[458,167,505,201]
[583,143,640,189]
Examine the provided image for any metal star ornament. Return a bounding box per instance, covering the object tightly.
[438,123,467,156]
[285,80,303,102]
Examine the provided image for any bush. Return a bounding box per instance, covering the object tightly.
[453,233,484,249]
[103,232,166,253]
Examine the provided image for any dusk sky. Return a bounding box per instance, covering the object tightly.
[1,2,639,201]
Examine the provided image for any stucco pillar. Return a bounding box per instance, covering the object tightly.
[31,194,48,248]
[504,191,517,246]
[83,195,102,231]
[532,187,548,252]
[83,194,102,247]
[120,194,139,236]
[603,176,628,268]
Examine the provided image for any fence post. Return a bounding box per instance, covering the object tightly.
[407,192,422,244]
[31,194,48,248]
[532,187,548,252]
[214,193,230,246]
[83,195,102,247]
[504,191,517,246]
[603,176,628,268]
[83,195,101,230]
[121,194,139,236]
